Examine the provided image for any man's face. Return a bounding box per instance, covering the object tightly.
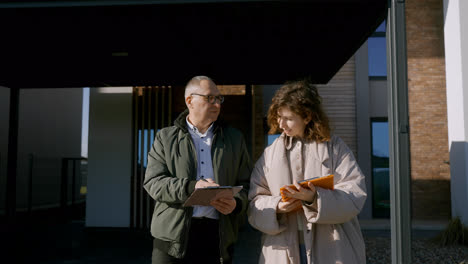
[188,79,221,124]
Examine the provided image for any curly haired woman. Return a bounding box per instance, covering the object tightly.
[248,79,367,264]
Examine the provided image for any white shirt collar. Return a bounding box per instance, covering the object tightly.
[186,116,214,137]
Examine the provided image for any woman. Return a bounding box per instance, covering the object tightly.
[248,80,367,264]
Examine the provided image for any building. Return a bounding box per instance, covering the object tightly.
[1,0,467,259]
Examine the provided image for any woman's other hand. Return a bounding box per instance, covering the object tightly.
[277,198,302,213]
[282,181,317,203]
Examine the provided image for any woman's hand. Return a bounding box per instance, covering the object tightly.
[277,198,302,213]
[282,181,317,203]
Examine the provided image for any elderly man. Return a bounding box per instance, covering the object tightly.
[144,76,252,264]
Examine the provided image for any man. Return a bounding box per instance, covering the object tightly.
[144,76,252,263]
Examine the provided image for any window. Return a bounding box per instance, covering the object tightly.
[267,134,280,146]
[368,21,387,78]
[371,118,390,218]
[137,129,156,168]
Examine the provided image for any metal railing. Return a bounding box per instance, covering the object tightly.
[20,155,88,221]
[60,157,87,220]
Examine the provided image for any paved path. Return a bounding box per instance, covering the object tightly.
[0,219,454,264]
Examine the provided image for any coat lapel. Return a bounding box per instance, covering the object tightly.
[267,134,293,196]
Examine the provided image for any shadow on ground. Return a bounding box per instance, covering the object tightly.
[0,217,262,264]
[1,215,454,264]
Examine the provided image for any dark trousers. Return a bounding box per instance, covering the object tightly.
[152,217,224,264]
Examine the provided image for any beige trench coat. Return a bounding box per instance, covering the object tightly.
[248,134,367,264]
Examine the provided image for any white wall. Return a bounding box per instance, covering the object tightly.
[86,87,132,227]
[16,88,83,209]
[81,88,90,158]
[444,0,468,225]
[0,86,10,213]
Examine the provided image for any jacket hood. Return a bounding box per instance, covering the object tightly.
[174,108,226,134]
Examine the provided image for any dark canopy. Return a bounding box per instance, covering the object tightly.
[0,0,387,87]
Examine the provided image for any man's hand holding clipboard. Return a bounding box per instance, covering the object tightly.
[183,178,243,215]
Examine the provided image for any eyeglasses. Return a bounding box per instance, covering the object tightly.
[190,93,225,104]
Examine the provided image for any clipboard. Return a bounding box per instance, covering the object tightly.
[183,186,243,207]
[280,174,334,202]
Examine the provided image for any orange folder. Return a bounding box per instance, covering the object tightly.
[280,174,334,202]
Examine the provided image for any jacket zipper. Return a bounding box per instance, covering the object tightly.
[218,215,224,264]
[182,136,197,258]
[211,133,224,264]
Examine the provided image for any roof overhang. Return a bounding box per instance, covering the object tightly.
[0,0,387,88]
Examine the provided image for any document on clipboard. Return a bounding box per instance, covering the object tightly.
[183,186,243,207]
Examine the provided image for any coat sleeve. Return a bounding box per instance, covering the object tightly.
[303,137,367,224]
[248,154,287,235]
[143,130,195,204]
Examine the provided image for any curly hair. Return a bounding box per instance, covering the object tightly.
[267,79,331,142]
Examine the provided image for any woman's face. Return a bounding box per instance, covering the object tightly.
[277,107,309,138]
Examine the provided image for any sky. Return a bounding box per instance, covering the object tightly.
[372,121,389,158]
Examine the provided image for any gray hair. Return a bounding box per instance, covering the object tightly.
[184,76,214,99]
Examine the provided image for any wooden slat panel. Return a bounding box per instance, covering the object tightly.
[131,86,172,229]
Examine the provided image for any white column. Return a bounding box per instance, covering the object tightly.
[443,0,468,225]
[86,87,132,227]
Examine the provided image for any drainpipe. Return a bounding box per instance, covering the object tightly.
[387,0,412,263]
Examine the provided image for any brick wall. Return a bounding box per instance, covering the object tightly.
[406,0,451,219]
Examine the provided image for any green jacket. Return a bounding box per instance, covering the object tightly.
[143,110,252,261]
